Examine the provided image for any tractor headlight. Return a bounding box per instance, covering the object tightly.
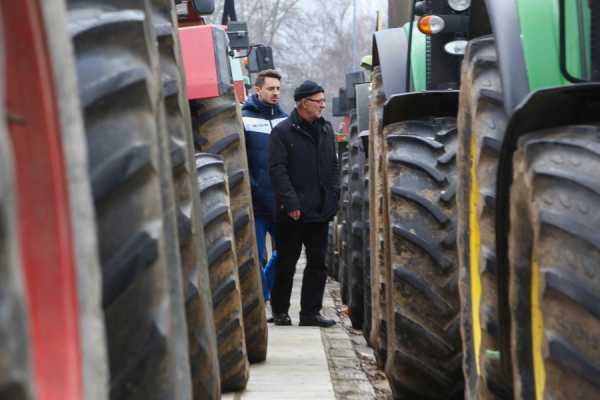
[444,40,468,55]
[418,15,446,35]
[448,0,471,11]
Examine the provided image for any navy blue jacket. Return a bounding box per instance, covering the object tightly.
[269,109,340,223]
[242,94,287,218]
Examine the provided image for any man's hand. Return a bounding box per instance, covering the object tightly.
[288,209,301,221]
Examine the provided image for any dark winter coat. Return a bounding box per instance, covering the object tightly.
[269,109,340,223]
[242,94,287,218]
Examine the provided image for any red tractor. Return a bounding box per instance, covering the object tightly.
[1,0,266,399]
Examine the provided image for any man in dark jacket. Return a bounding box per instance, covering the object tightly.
[268,80,339,327]
[242,69,287,301]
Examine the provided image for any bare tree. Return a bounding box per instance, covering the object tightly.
[209,0,385,121]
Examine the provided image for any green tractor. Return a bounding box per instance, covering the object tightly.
[368,1,467,397]
[456,1,600,399]
[369,0,599,398]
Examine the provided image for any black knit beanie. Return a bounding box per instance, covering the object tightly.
[294,80,324,101]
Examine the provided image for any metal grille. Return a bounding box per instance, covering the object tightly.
[176,0,189,17]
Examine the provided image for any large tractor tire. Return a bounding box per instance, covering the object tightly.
[383,117,463,399]
[456,36,512,399]
[3,1,114,398]
[368,66,389,365]
[326,219,337,278]
[193,92,268,363]
[339,151,352,305]
[68,2,193,398]
[5,1,117,398]
[348,135,366,330]
[362,159,373,341]
[195,153,250,391]
[148,4,193,396]
[150,3,221,398]
[342,111,358,314]
[509,126,600,400]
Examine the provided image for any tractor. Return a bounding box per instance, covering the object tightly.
[331,71,371,333]
[362,0,600,399]
[178,0,272,392]
[366,1,468,397]
[0,0,267,399]
[456,1,600,399]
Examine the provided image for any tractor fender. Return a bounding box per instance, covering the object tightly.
[382,90,459,127]
[495,82,600,376]
[481,0,530,113]
[372,28,408,98]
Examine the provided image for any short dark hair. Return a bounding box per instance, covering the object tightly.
[255,69,282,87]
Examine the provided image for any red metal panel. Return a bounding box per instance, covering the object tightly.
[233,80,246,103]
[3,1,82,399]
[337,114,350,142]
[179,24,219,100]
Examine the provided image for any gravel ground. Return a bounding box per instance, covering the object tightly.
[323,278,392,400]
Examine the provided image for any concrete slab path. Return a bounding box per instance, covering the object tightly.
[223,253,336,399]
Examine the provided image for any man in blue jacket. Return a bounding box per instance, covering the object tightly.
[242,69,287,302]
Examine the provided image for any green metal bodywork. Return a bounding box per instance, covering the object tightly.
[517,0,591,91]
[403,20,427,92]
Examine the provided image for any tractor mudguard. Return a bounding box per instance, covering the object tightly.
[382,90,458,127]
[179,24,232,100]
[495,82,600,377]
[372,28,408,98]
[481,0,530,113]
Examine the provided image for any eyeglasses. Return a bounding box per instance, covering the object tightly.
[305,98,326,104]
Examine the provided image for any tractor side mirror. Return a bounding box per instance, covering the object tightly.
[338,88,348,114]
[191,0,215,15]
[247,46,275,73]
[345,71,366,108]
[332,97,345,117]
[227,22,249,51]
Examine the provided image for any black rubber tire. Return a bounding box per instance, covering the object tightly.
[326,221,337,278]
[383,117,463,399]
[68,2,192,398]
[148,4,193,397]
[456,36,512,400]
[150,3,221,399]
[362,160,372,341]
[348,136,365,330]
[0,38,34,398]
[509,126,600,400]
[195,153,249,392]
[40,2,110,397]
[192,92,268,364]
[367,66,389,366]
[339,151,351,305]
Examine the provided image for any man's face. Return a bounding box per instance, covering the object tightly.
[302,93,326,120]
[256,77,281,105]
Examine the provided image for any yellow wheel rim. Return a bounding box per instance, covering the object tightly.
[469,133,483,374]
[531,255,546,400]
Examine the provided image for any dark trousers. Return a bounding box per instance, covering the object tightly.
[270,221,329,316]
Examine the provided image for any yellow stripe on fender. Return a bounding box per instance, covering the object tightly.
[469,134,482,374]
[531,256,546,400]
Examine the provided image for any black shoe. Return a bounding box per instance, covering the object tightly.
[299,314,335,328]
[272,313,292,326]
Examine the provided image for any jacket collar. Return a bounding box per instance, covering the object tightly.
[242,94,284,118]
[291,108,325,129]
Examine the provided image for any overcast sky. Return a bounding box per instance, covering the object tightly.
[301,0,388,22]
